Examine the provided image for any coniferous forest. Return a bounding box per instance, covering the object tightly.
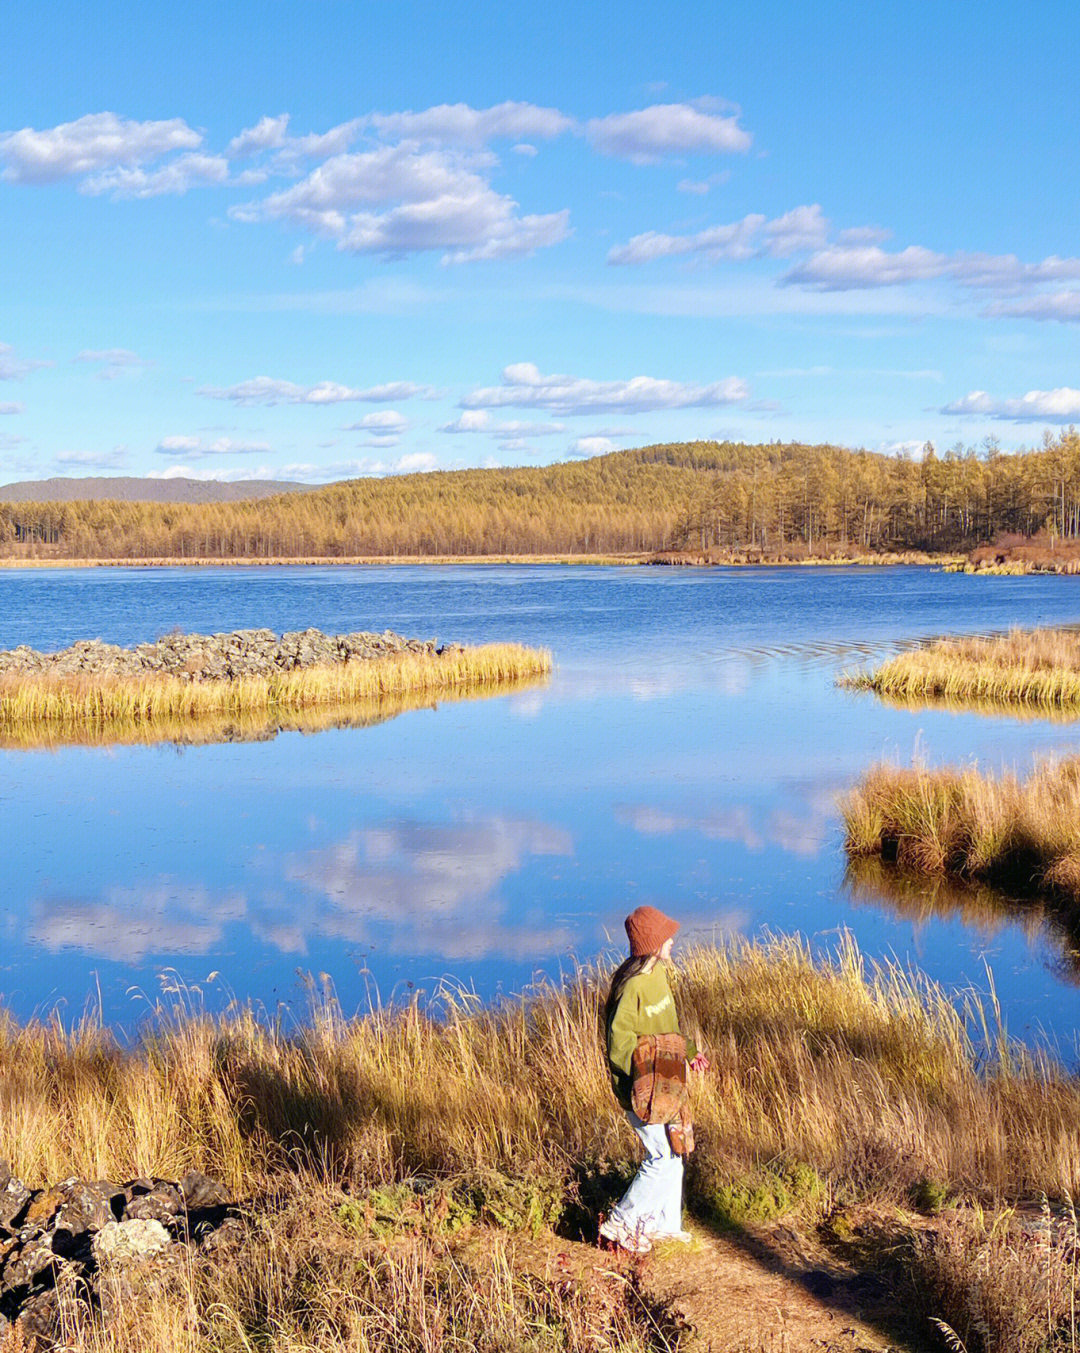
[3,435,1080,560]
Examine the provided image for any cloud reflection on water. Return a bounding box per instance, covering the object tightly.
[29,881,247,961]
[26,817,576,967]
[280,816,575,958]
[617,784,839,859]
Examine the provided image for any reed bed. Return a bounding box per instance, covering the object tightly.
[0,673,548,752]
[842,757,1080,900]
[842,626,1080,712]
[5,938,1080,1348]
[0,644,551,737]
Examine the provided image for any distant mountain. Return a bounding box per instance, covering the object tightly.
[0,476,310,504]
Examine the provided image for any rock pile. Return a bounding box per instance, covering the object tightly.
[0,1159,234,1346]
[0,628,464,684]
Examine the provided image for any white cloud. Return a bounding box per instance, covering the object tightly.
[232,144,569,263]
[783,243,1080,294]
[439,410,564,436]
[0,342,50,380]
[273,453,441,481]
[676,171,730,195]
[74,347,151,379]
[782,244,949,290]
[609,204,830,265]
[82,152,230,198]
[156,435,270,458]
[367,102,572,146]
[55,448,127,469]
[0,112,202,183]
[571,436,616,457]
[585,103,751,162]
[0,433,27,449]
[941,387,1080,422]
[763,204,831,257]
[396,451,438,472]
[986,291,1080,322]
[608,205,1080,312]
[462,362,748,414]
[228,114,290,158]
[341,410,408,433]
[0,402,23,414]
[198,376,435,405]
[609,215,766,265]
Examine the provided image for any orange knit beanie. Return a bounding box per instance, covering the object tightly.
[625,905,680,957]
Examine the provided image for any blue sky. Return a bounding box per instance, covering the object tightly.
[2,0,1079,483]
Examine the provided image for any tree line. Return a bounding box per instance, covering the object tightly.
[3,434,1079,560]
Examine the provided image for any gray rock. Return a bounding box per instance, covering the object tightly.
[92,1218,173,1267]
[2,1235,58,1293]
[123,1181,182,1226]
[178,1171,229,1212]
[0,1167,32,1233]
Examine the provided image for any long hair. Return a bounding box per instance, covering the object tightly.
[603,954,657,1030]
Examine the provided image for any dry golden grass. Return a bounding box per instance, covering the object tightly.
[841,757,1080,897]
[843,627,1080,712]
[6,939,1080,1348]
[0,644,550,740]
[4,939,1080,1219]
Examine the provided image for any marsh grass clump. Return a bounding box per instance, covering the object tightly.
[0,674,548,752]
[841,757,1080,900]
[0,643,551,742]
[842,626,1080,713]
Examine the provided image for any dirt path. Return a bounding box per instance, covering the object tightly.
[512,1220,924,1352]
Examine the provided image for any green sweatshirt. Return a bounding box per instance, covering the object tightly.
[605,962,696,1111]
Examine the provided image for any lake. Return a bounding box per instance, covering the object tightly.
[4,563,1080,1046]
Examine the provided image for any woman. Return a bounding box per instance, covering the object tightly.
[600,905,708,1255]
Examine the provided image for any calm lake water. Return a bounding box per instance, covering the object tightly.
[4,563,1080,1046]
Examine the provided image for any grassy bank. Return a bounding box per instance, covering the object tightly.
[0,643,550,740]
[5,939,1080,1348]
[843,627,1080,713]
[841,757,1080,898]
[0,553,649,568]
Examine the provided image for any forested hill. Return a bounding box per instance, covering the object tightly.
[0,475,306,504]
[2,436,1078,560]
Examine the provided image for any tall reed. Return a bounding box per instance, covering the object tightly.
[4,938,1079,1212]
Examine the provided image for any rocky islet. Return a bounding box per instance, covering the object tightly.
[0,627,464,684]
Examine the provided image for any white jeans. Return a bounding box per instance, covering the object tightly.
[608,1110,684,1236]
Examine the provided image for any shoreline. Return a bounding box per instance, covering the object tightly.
[2,937,1077,1350]
[0,550,960,570]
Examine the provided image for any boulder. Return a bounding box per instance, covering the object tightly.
[92,1218,173,1267]
[0,1163,31,1233]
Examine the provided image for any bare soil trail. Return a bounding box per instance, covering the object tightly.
[508,1218,926,1353]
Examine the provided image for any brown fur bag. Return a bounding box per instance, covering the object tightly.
[630,1032,689,1125]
